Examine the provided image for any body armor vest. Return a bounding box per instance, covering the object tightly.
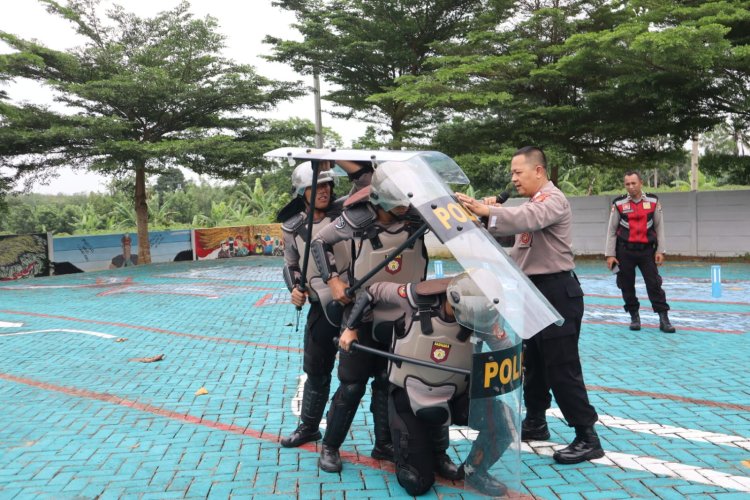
[389,315,472,393]
[293,215,351,303]
[613,193,659,245]
[354,223,427,340]
[389,309,472,424]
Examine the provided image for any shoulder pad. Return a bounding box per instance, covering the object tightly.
[342,203,377,229]
[344,186,371,208]
[281,212,306,233]
[406,282,441,310]
[612,194,627,204]
[643,192,659,202]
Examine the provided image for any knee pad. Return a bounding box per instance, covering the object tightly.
[396,463,434,496]
[337,382,366,406]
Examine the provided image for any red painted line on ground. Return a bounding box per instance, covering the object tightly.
[588,385,750,412]
[583,319,745,335]
[254,293,274,307]
[586,293,750,306]
[0,372,521,496]
[0,309,303,353]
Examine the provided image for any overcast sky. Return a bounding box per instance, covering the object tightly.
[1,0,367,194]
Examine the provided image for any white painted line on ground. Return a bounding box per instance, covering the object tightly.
[291,377,750,492]
[0,321,24,328]
[548,408,750,451]
[524,440,750,493]
[0,329,115,339]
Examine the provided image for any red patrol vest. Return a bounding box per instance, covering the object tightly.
[613,193,659,245]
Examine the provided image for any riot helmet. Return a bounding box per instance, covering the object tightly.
[291,161,336,198]
[447,269,503,335]
[369,161,417,212]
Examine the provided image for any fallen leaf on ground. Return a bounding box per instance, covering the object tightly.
[115,338,128,342]
[128,354,164,363]
[195,387,209,396]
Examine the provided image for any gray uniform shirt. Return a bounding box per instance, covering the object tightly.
[485,181,575,276]
[604,195,666,257]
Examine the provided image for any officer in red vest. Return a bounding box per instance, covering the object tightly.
[605,171,676,333]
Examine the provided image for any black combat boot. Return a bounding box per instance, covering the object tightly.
[658,311,676,333]
[319,384,363,473]
[280,376,329,447]
[433,426,461,480]
[629,310,641,331]
[459,442,507,497]
[552,426,605,464]
[370,378,395,462]
[521,409,550,441]
[319,444,341,473]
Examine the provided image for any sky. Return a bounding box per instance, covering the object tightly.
[0,0,368,195]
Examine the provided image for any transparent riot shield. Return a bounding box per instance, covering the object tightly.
[447,268,523,496]
[263,147,470,186]
[369,158,562,339]
[465,332,523,496]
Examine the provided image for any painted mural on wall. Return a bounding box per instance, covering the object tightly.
[194,225,284,260]
[52,230,193,273]
[0,234,51,281]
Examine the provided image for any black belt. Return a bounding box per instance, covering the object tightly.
[528,270,574,283]
[618,241,653,250]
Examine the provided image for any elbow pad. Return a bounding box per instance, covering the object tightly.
[311,239,337,282]
[283,265,300,292]
[346,291,373,330]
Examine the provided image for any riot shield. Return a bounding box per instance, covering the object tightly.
[263,147,470,186]
[447,268,523,496]
[369,158,562,339]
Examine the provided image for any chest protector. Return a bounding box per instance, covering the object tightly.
[287,213,351,304]
[388,288,472,425]
[613,194,659,245]
[354,223,426,342]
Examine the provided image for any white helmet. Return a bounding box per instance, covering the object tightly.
[369,161,417,212]
[447,269,503,334]
[291,161,336,198]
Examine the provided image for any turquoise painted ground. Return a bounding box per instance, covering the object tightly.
[1,257,748,499]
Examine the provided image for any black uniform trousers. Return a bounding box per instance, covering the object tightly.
[337,322,388,383]
[523,271,598,427]
[303,301,339,377]
[615,242,669,313]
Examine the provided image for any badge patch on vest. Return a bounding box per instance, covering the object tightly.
[519,232,531,247]
[397,285,407,298]
[385,254,402,274]
[621,203,633,213]
[643,202,651,210]
[431,341,451,363]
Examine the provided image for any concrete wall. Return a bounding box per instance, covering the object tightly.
[426,190,750,258]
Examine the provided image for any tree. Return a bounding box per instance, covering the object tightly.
[0,0,302,262]
[265,0,487,148]
[389,0,732,182]
[154,167,187,199]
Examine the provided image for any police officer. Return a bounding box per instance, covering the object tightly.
[278,161,350,448]
[338,271,512,496]
[457,146,604,465]
[605,171,676,333]
[311,163,459,474]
